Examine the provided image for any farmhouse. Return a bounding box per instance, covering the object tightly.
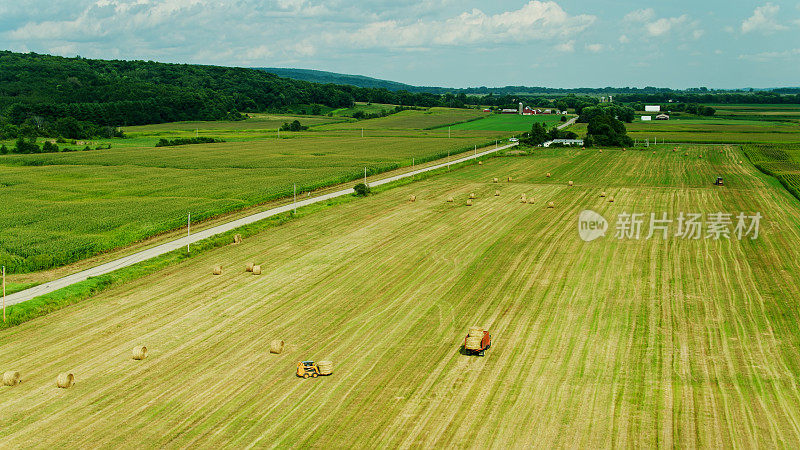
[641,116,652,121]
[543,139,584,147]
[645,105,661,112]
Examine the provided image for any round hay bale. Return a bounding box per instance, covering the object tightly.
[520,194,527,203]
[2,371,20,386]
[409,195,416,202]
[252,265,262,275]
[132,346,148,360]
[673,148,678,152]
[608,196,615,203]
[568,180,574,186]
[739,160,743,164]
[447,196,454,203]
[317,360,333,375]
[699,155,703,159]
[600,192,606,197]
[495,190,500,197]
[478,161,483,165]
[469,193,476,199]
[246,262,254,272]
[652,151,656,154]
[528,198,536,204]
[269,340,284,354]
[466,199,473,206]
[599,149,603,153]
[233,234,242,244]
[684,152,689,156]
[213,266,222,275]
[493,177,499,183]
[56,373,74,389]
[546,172,551,178]
[507,176,513,182]
[547,201,555,208]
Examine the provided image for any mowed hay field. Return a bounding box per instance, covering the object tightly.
[0,122,494,273]
[3,147,800,447]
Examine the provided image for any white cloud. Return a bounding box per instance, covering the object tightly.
[646,15,687,36]
[556,39,575,52]
[741,3,788,33]
[585,43,604,53]
[618,34,630,44]
[320,2,596,50]
[624,8,655,23]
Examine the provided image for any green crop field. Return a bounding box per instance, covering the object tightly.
[2,146,800,447]
[0,108,501,274]
[448,113,564,132]
[318,107,489,131]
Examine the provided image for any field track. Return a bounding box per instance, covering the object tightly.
[2,145,800,447]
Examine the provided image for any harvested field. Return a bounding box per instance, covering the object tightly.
[1,146,800,447]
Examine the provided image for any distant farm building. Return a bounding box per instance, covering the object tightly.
[543,139,584,147]
[641,116,652,121]
[522,106,536,115]
[483,108,492,112]
[645,105,661,112]
[501,109,518,114]
[656,114,670,120]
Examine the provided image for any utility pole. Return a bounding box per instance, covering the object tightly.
[187,213,191,253]
[474,145,477,156]
[361,128,364,138]
[448,127,451,138]
[293,184,297,214]
[412,158,415,169]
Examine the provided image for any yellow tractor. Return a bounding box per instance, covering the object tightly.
[296,361,321,378]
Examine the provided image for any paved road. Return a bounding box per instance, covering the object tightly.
[5,142,519,306]
[557,116,578,130]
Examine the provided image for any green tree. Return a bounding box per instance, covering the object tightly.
[584,109,633,147]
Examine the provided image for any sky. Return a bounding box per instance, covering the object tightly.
[1,0,799,89]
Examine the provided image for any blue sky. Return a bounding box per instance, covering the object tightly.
[1,0,799,88]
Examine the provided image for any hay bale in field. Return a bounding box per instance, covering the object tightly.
[684,152,689,156]
[478,161,483,165]
[699,155,703,159]
[246,263,254,272]
[56,373,74,389]
[600,192,606,198]
[520,194,527,203]
[739,160,743,164]
[493,177,499,183]
[132,346,148,361]
[270,340,284,354]
[317,360,333,375]
[2,371,20,386]
[652,151,656,154]
[233,234,242,244]
[547,201,554,208]
[252,265,262,275]
[495,190,500,197]
[409,195,416,202]
[447,196,454,203]
[469,193,476,199]
[599,149,603,153]
[466,199,473,206]
[546,172,551,178]
[568,180,574,186]
[213,266,223,275]
[528,198,536,204]
[673,148,678,152]
[608,196,615,203]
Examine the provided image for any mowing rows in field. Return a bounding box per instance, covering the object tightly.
[2,148,800,447]
[0,132,495,274]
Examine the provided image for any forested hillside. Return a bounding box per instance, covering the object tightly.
[0,51,466,139]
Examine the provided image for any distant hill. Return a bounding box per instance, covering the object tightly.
[258,68,448,93]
